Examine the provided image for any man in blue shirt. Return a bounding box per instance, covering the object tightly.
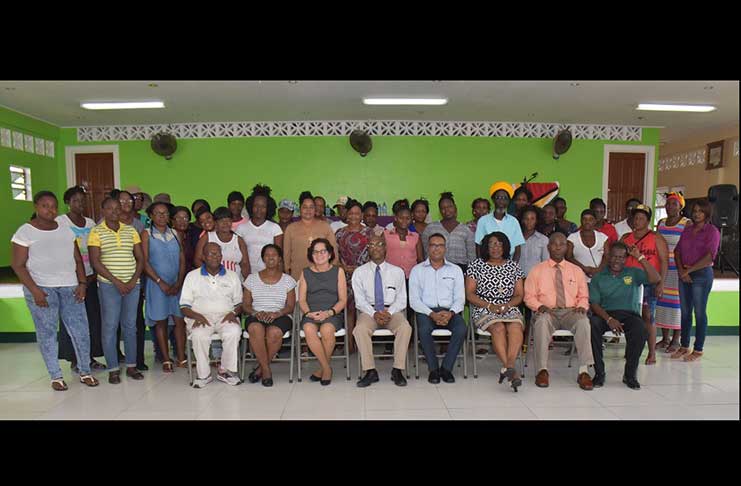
[475,181,524,261]
[409,233,467,384]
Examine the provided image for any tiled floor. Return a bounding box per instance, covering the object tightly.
[0,337,737,420]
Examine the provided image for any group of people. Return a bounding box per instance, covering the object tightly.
[11,179,721,394]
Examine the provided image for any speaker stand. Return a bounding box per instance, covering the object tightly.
[716,224,739,277]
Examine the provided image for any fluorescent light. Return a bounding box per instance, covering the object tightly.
[81,101,165,110]
[637,103,716,113]
[363,97,448,106]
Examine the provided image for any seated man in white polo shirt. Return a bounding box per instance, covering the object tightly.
[180,242,243,388]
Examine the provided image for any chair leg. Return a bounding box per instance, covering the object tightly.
[463,333,468,379]
[239,337,246,381]
[297,336,302,382]
[288,333,294,384]
[187,339,193,386]
[471,327,478,379]
[345,332,350,380]
[357,345,362,380]
[568,341,575,368]
[414,320,419,379]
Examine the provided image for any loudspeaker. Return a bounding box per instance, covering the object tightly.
[707,184,738,227]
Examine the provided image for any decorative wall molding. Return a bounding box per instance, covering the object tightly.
[658,148,707,172]
[0,125,55,159]
[76,120,644,142]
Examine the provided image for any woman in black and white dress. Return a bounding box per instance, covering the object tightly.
[465,231,525,392]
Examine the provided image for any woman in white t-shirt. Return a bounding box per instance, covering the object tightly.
[235,185,283,274]
[242,244,296,386]
[55,185,106,372]
[10,191,100,391]
[566,209,609,282]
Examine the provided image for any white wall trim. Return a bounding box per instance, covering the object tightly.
[76,121,644,142]
[65,145,120,189]
[602,144,656,210]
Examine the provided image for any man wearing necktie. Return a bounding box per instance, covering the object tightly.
[352,234,412,387]
[524,233,594,390]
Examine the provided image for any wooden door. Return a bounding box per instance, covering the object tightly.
[75,153,114,221]
[607,152,645,223]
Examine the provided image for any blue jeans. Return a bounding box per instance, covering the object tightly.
[643,284,657,325]
[99,281,141,371]
[679,267,713,352]
[415,308,467,372]
[23,286,91,379]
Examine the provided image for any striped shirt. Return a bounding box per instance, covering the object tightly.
[420,221,476,265]
[243,272,297,313]
[87,221,141,284]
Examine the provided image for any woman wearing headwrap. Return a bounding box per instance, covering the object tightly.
[654,192,691,353]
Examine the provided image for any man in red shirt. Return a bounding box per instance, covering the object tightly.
[589,198,618,243]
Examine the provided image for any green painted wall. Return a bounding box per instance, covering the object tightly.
[57,127,660,225]
[0,107,60,266]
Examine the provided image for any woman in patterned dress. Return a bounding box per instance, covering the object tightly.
[655,192,691,353]
[336,199,374,353]
[465,231,526,392]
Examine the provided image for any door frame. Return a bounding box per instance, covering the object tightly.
[602,144,656,210]
[64,144,121,189]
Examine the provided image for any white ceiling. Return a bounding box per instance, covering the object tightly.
[0,80,737,143]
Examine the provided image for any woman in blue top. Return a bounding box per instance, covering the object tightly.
[141,201,187,372]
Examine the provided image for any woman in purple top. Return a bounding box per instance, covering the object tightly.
[671,199,720,362]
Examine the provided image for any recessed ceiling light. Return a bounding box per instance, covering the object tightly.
[637,116,645,120]
[288,80,299,84]
[569,82,580,87]
[704,85,714,90]
[362,97,448,106]
[81,101,165,110]
[637,103,716,112]
[148,83,159,88]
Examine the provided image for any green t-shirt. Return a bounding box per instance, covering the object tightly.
[588,267,648,315]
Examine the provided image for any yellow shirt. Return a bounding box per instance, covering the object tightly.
[88,221,141,283]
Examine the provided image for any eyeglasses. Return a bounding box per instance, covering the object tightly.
[312,249,328,255]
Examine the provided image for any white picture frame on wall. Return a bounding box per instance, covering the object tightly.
[13,131,24,150]
[35,137,45,155]
[45,140,55,158]
[0,128,11,147]
[24,134,34,153]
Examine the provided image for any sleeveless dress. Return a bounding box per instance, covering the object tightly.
[208,231,243,275]
[300,266,344,329]
[567,231,608,282]
[655,217,691,330]
[144,226,183,321]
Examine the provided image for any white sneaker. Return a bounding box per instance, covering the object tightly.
[192,375,213,389]
[217,371,241,386]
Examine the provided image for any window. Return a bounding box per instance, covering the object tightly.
[9,165,32,201]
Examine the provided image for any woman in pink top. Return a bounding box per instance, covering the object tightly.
[384,202,423,279]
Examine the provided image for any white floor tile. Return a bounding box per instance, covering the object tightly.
[645,384,740,405]
[529,406,620,420]
[606,405,702,420]
[116,410,199,420]
[366,409,452,420]
[687,404,739,420]
[281,409,364,420]
[448,407,537,420]
[364,386,446,410]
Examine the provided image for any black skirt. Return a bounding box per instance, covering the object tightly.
[244,314,293,334]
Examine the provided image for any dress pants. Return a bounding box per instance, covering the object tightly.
[354,311,412,371]
[188,320,241,380]
[590,310,646,380]
[533,308,593,372]
[415,308,466,373]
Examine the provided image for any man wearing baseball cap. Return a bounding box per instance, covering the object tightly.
[330,196,350,233]
[277,199,295,233]
[474,181,525,261]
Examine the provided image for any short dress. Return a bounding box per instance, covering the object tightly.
[465,258,525,331]
[243,272,297,334]
[300,266,344,330]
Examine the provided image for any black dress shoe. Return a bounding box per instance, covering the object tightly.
[309,374,322,382]
[428,369,441,384]
[136,363,149,372]
[357,369,379,388]
[391,368,407,387]
[592,374,606,388]
[622,375,640,390]
[126,368,144,380]
[248,367,261,384]
[261,377,273,387]
[440,367,455,383]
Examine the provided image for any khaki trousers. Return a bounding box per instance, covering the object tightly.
[188,320,241,380]
[533,308,593,372]
[353,312,412,371]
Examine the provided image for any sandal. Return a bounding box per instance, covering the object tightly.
[90,359,107,370]
[162,361,174,373]
[51,379,68,391]
[655,339,669,349]
[671,347,691,359]
[79,375,100,387]
[683,350,703,362]
[665,342,680,354]
[645,356,657,365]
[176,360,188,368]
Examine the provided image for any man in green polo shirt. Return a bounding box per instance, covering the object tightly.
[588,241,661,389]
